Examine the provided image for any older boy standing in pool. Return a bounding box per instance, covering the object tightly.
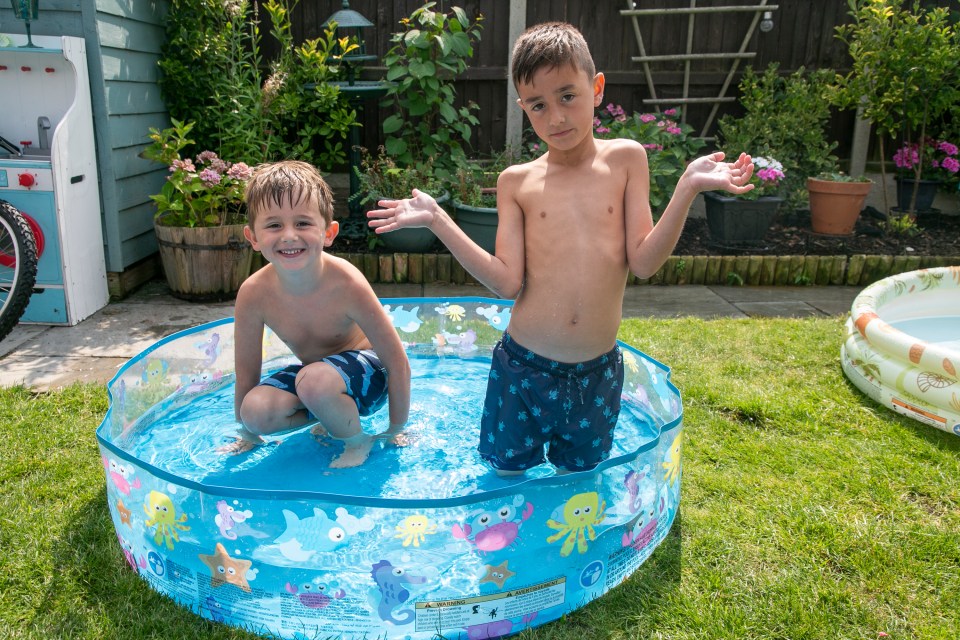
[230,160,410,468]
[369,22,753,474]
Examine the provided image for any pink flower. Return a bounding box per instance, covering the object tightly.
[667,126,682,135]
[938,141,958,156]
[199,168,222,186]
[642,143,663,151]
[171,158,195,173]
[663,108,677,116]
[595,126,610,134]
[196,150,219,163]
[640,113,656,123]
[227,162,253,180]
[942,156,960,173]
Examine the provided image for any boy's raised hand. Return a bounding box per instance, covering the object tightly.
[367,189,441,234]
[684,151,755,196]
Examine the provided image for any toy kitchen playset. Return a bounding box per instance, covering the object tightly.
[0,32,107,325]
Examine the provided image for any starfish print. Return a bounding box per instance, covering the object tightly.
[199,543,253,592]
[116,499,132,526]
[480,560,516,589]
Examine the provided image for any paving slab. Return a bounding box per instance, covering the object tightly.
[622,285,746,319]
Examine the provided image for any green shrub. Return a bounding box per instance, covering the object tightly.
[717,63,838,208]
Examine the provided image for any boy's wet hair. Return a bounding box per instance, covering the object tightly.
[244,160,334,227]
[511,22,596,87]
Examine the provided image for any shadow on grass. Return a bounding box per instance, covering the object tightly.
[841,378,960,449]
[43,491,243,639]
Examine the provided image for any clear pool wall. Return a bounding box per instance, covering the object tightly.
[97,298,683,639]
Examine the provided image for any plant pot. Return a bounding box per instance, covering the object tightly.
[154,217,255,301]
[453,197,498,253]
[807,177,873,236]
[375,192,448,253]
[702,191,781,246]
[895,176,939,212]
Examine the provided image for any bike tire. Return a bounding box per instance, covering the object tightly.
[0,199,39,343]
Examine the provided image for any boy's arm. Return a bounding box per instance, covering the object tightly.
[367,175,526,299]
[233,288,265,425]
[626,150,754,279]
[348,278,411,430]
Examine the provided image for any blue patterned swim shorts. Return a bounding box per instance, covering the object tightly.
[478,332,623,472]
[258,349,388,416]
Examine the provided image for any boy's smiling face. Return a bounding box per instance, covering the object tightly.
[244,194,338,271]
[516,63,605,153]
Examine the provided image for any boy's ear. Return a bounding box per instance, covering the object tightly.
[593,72,605,107]
[324,220,340,247]
[243,225,258,250]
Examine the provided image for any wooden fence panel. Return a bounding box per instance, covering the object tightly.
[257,1,960,160]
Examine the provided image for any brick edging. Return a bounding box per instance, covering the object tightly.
[330,253,960,287]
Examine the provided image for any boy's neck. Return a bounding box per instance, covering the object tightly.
[545,135,598,167]
[272,254,327,296]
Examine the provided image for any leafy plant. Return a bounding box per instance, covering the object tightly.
[881,212,921,237]
[380,3,483,181]
[353,147,444,205]
[594,105,706,215]
[717,63,838,208]
[157,0,269,164]
[815,172,871,182]
[156,0,358,169]
[830,0,960,213]
[141,119,252,227]
[259,0,359,169]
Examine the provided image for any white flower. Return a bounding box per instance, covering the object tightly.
[753,156,783,172]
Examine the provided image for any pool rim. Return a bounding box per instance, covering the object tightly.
[96,297,684,509]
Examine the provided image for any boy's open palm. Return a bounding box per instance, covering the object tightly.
[367,189,439,234]
[685,151,755,195]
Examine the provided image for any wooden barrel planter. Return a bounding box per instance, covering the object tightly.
[154,218,254,301]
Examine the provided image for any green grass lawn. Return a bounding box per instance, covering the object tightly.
[1,316,958,639]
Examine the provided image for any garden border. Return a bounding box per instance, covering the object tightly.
[331,252,960,288]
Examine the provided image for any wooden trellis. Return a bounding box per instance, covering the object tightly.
[621,1,779,139]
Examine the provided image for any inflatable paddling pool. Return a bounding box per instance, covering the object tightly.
[96,297,684,639]
[842,267,960,435]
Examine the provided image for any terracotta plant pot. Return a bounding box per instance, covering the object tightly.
[807,177,873,236]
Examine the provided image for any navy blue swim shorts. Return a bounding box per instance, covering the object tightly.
[478,332,623,472]
[258,349,388,416]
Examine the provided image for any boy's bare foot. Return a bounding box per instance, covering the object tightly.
[216,426,264,455]
[216,437,258,455]
[329,434,375,469]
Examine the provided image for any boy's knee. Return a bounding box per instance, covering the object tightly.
[294,363,343,403]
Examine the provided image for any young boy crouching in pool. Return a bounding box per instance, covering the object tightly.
[226,160,410,468]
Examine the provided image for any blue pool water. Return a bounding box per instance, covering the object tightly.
[890,316,960,351]
[96,299,684,639]
[117,356,662,501]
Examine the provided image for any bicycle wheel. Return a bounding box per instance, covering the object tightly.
[0,199,39,342]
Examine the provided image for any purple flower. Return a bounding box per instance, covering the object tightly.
[199,168,222,186]
[196,150,219,163]
[938,141,958,156]
[942,156,960,173]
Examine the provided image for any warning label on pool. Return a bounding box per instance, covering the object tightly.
[414,578,566,632]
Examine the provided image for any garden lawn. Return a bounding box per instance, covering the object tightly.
[0,316,958,639]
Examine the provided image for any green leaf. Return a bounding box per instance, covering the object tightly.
[385,137,407,156]
[383,114,405,134]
